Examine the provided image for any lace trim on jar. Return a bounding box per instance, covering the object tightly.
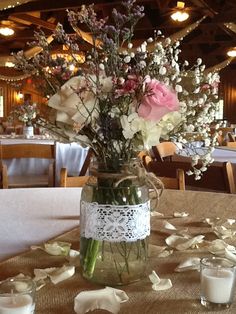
[80,201,150,242]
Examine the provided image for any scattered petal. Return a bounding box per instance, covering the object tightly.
[74,287,129,314]
[34,265,75,285]
[173,211,189,218]
[175,257,201,272]
[165,234,204,251]
[149,271,172,291]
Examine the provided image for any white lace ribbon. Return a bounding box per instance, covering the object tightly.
[80,201,150,242]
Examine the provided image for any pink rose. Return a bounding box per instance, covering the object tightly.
[138,79,179,121]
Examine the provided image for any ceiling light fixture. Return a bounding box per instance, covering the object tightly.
[171,1,189,22]
[227,48,236,57]
[0,27,14,36]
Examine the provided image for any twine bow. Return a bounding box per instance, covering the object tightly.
[90,160,164,210]
[114,160,164,210]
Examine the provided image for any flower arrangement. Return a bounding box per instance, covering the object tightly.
[11,102,38,126]
[14,0,220,284]
[14,1,219,177]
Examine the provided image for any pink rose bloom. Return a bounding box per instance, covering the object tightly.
[138,79,179,121]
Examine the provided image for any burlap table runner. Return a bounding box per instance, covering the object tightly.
[0,189,236,313]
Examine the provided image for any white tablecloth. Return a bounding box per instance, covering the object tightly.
[0,137,89,185]
[0,187,82,261]
[212,147,236,163]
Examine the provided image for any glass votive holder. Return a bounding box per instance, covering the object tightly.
[200,257,236,310]
[0,277,36,314]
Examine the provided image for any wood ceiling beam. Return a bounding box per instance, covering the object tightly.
[11,0,152,13]
[211,8,236,23]
[190,0,236,39]
[189,0,217,17]
[9,14,57,30]
[154,0,172,11]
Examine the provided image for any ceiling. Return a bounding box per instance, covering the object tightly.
[0,0,235,72]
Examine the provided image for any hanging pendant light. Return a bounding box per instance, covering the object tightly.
[171,2,189,22]
[0,27,14,36]
[227,48,236,57]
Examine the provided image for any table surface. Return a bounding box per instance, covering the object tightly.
[0,188,81,260]
[0,189,236,313]
[0,135,55,144]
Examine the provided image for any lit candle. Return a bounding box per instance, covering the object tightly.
[0,294,34,314]
[201,268,235,304]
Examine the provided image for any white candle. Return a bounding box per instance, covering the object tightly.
[201,268,235,303]
[0,294,34,314]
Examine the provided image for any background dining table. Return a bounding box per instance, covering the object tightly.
[0,136,89,185]
[0,188,236,313]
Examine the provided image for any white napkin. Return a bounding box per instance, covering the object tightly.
[175,257,201,272]
[34,265,75,285]
[149,271,172,291]
[165,234,205,250]
[74,287,129,314]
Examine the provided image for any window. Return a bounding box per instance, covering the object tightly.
[0,88,3,117]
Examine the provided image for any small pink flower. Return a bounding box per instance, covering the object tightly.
[138,79,179,121]
[201,84,210,90]
[115,75,140,98]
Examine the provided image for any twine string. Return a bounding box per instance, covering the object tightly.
[90,160,164,210]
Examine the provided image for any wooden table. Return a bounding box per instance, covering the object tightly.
[0,189,236,313]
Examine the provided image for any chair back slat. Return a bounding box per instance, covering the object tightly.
[79,148,93,176]
[1,143,55,159]
[152,142,177,162]
[60,168,89,187]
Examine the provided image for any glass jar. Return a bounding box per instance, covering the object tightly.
[23,125,34,138]
[80,159,150,285]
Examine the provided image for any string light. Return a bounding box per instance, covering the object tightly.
[0,1,32,11]
[0,73,31,82]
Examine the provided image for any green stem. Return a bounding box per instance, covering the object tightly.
[83,239,100,278]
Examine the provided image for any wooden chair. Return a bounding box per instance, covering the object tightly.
[227,132,235,142]
[0,143,56,188]
[77,147,93,176]
[146,158,235,194]
[60,168,89,187]
[138,151,152,170]
[226,142,236,148]
[187,161,235,194]
[144,156,185,190]
[60,147,93,187]
[152,142,177,162]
